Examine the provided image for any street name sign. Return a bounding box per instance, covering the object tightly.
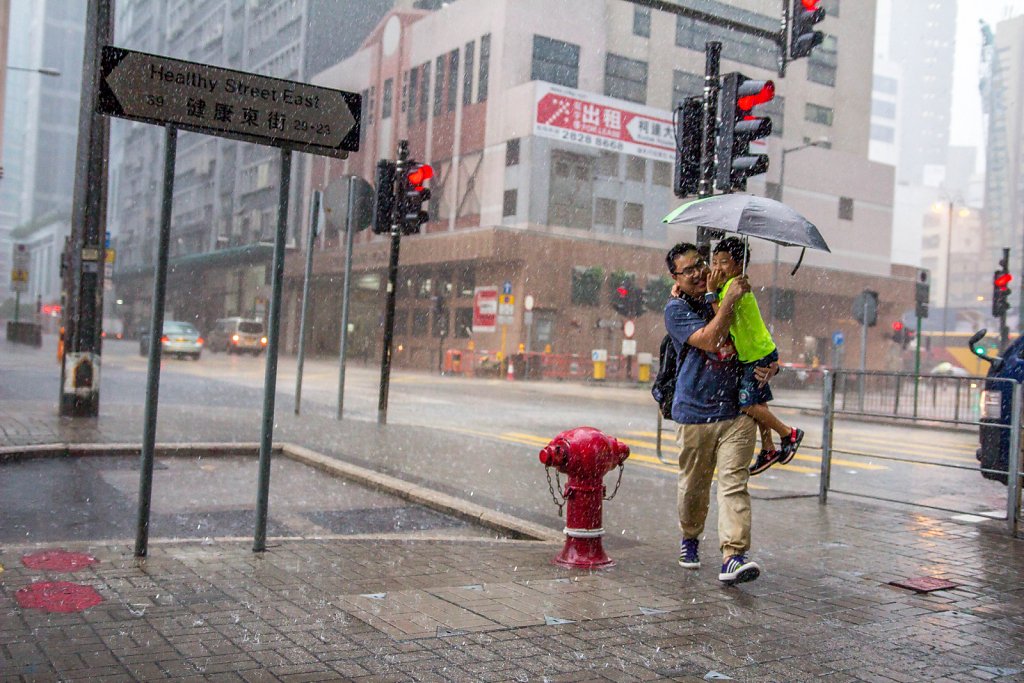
[97,46,361,158]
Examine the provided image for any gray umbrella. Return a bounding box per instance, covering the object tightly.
[662,194,830,252]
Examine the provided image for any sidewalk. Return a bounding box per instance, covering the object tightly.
[2,399,1023,681]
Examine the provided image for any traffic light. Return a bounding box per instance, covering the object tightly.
[611,274,636,317]
[790,0,825,60]
[890,321,912,349]
[716,73,774,192]
[672,96,702,198]
[993,270,1013,318]
[397,161,433,235]
[915,269,930,319]
[372,159,396,234]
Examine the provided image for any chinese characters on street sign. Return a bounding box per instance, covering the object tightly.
[97,46,360,157]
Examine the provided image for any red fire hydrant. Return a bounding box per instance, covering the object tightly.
[539,426,630,569]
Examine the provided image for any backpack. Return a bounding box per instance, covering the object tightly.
[651,334,685,420]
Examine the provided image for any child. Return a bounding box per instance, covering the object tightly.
[710,237,803,475]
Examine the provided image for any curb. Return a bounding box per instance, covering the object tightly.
[0,441,563,544]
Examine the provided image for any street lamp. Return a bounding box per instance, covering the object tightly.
[5,66,61,77]
[768,137,830,329]
[933,197,968,340]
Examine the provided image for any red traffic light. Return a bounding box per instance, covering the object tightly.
[407,164,433,188]
[995,273,1013,290]
[737,81,775,112]
[891,320,904,332]
[801,0,820,9]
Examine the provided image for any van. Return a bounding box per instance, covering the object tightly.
[208,317,267,355]
[970,328,1021,484]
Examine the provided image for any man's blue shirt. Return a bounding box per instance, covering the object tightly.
[664,295,741,424]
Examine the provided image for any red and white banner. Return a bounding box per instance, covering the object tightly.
[534,83,675,162]
[473,286,498,333]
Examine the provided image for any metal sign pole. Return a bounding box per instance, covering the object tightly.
[913,314,922,417]
[254,149,292,553]
[819,371,836,503]
[1007,382,1022,537]
[134,126,177,558]
[338,175,357,419]
[294,191,321,415]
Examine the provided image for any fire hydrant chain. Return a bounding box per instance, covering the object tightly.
[603,463,624,502]
[544,466,566,517]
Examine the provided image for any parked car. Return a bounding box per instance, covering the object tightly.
[970,329,1021,484]
[208,317,267,355]
[139,320,203,360]
[929,361,970,377]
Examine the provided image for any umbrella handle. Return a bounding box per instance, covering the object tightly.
[790,247,806,276]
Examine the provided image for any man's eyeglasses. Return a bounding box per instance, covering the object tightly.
[673,259,707,278]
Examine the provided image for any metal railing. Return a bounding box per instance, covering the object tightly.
[654,370,1023,537]
[820,370,1022,538]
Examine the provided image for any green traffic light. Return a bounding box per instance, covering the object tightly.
[975,346,986,355]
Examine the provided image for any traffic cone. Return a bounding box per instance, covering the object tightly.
[506,358,515,381]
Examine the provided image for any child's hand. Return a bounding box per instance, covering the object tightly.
[753,361,779,387]
[706,266,726,293]
[721,275,750,306]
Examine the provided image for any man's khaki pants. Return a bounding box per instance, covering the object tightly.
[676,415,756,560]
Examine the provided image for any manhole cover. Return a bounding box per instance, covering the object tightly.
[889,577,958,593]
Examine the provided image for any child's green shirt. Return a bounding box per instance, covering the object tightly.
[720,276,776,363]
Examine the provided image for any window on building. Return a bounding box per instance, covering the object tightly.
[454,307,473,338]
[532,35,579,88]
[412,310,429,336]
[676,14,777,71]
[594,198,616,225]
[623,202,644,231]
[871,99,896,119]
[652,161,672,186]
[447,49,459,112]
[672,70,702,106]
[401,71,408,114]
[456,268,475,297]
[572,266,603,306]
[625,155,645,182]
[382,78,393,119]
[478,33,491,102]
[417,275,433,299]
[838,196,854,220]
[506,138,520,166]
[549,151,593,229]
[605,53,647,104]
[870,124,895,143]
[420,62,431,121]
[775,289,795,321]
[361,88,370,126]
[434,55,445,116]
[367,86,375,125]
[807,35,837,86]
[596,151,618,179]
[463,41,475,105]
[407,68,419,127]
[633,6,651,37]
[502,189,517,217]
[805,103,834,126]
[873,74,897,95]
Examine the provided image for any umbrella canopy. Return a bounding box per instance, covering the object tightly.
[662,194,830,253]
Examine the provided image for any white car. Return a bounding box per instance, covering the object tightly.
[929,361,969,377]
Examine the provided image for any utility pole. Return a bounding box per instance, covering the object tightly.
[60,0,113,417]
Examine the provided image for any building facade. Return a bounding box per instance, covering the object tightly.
[283,0,909,372]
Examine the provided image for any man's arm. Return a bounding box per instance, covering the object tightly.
[685,276,750,352]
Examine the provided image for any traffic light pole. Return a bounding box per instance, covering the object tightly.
[912,314,922,417]
[377,141,409,425]
[696,42,721,249]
